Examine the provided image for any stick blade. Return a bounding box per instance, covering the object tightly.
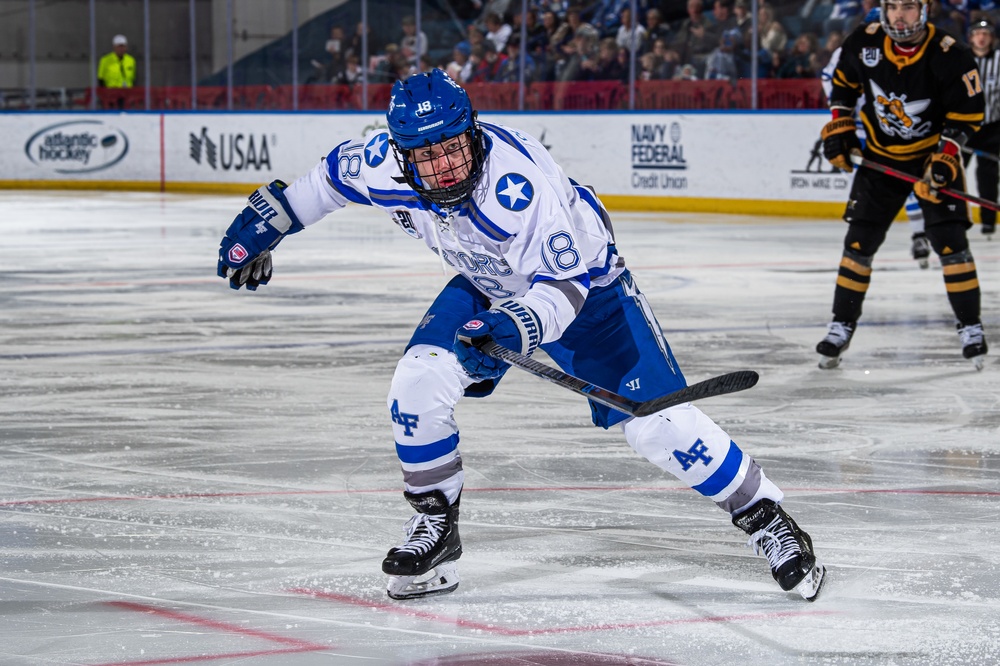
[632,370,760,417]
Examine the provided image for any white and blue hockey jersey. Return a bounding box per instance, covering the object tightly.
[283,122,625,345]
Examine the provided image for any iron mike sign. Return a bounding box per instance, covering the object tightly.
[25,120,129,173]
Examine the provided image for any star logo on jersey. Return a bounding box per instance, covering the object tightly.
[495,173,534,211]
[364,133,389,167]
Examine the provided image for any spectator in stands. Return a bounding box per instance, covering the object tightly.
[467,21,488,51]
[823,0,862,36]
[514,8,548,55]
[582,36,627,80]
[672,0,719,77]
[497,35,538,82]
[758,3,788,54]
[347,21,381,62]
[556,30,599,81]
[843,0,878,34]
[674,62,699,80]
[97,34,136,89]
[712,0,739,35]
[777,32,819,78]
[588,0,630,37]
[817,30,844,72]
[929,0,968,42]
[639,51,663,79]
[643,8,671,52]
[651,39,682,78]
[309,25,346,83]
[336,54,363,86]
[371,44,409,83]
[485,12,514,52]
[400,15,428,67]
[538,0,570,19]
[705,29,740,81]
[616,6,647,52]
[448,43,473,83]
[735,27,774,78]
[470,41,508,82]
[733,0,753,38]
[474,0,514,31]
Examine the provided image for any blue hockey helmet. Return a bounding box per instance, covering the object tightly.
[864,6,880,23]
[387,69,487,207]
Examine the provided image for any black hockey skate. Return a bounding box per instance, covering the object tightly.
[957,322,988,371]
[983,220,995,238]
[733,499,826,601]
[816,321,855,369]
[382,489,462,600]
[911,232,931,269]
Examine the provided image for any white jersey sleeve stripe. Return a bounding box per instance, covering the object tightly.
[369,187,425,209]
[531,277,588,316]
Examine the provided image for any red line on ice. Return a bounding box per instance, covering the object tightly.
[89,600,328,666]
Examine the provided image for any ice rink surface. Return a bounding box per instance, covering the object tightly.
[2,190,999,666]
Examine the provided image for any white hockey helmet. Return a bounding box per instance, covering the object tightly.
[880,0,928,43]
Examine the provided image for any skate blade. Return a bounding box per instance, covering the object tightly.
[970,354,987,372]
[817,354,842,369]
[386,562,459,600]
[794,562,826,602]
[917,257,929,269]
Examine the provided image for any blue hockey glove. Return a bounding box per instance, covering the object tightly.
[217,180,303,290]
[453,299,543,380]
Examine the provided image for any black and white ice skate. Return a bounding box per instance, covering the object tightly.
[733,499,826,601]
[911,232,931,269]
[983,221,996,238]
[816,321,855,369]
[957,322,988,371]
[382,489,462,600]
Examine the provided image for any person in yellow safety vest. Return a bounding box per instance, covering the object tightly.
[97,34,136,88]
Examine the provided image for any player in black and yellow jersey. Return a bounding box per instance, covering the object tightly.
[818,0,988,370]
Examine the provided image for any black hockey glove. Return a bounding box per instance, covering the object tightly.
[914,140,963,204]
[821,111,862,172]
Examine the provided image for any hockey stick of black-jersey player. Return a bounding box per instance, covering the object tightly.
[851,154,1000,212]
[478,340,759,418]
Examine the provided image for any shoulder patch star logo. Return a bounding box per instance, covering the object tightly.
[495,173,534,212]
[364,133,390,168]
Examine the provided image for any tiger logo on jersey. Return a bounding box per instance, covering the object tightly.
[870,80,931,140]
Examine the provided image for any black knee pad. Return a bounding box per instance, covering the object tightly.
[843,222,891,256]
[925,222,970,257]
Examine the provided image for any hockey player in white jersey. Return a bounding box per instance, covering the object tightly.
[216,69,826,602]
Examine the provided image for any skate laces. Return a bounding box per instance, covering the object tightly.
[396,513,447,555]
[958,323,984,347]
[823,322,853,346]
[748,515,802,571]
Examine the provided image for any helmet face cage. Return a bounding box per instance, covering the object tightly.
[387,69,487,208]
[880,0,928,42]
[390,127,487,208]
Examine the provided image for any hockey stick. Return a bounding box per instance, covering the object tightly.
[479,340,759,418]
[963,146,1000,164]
[851,154,1000,212]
